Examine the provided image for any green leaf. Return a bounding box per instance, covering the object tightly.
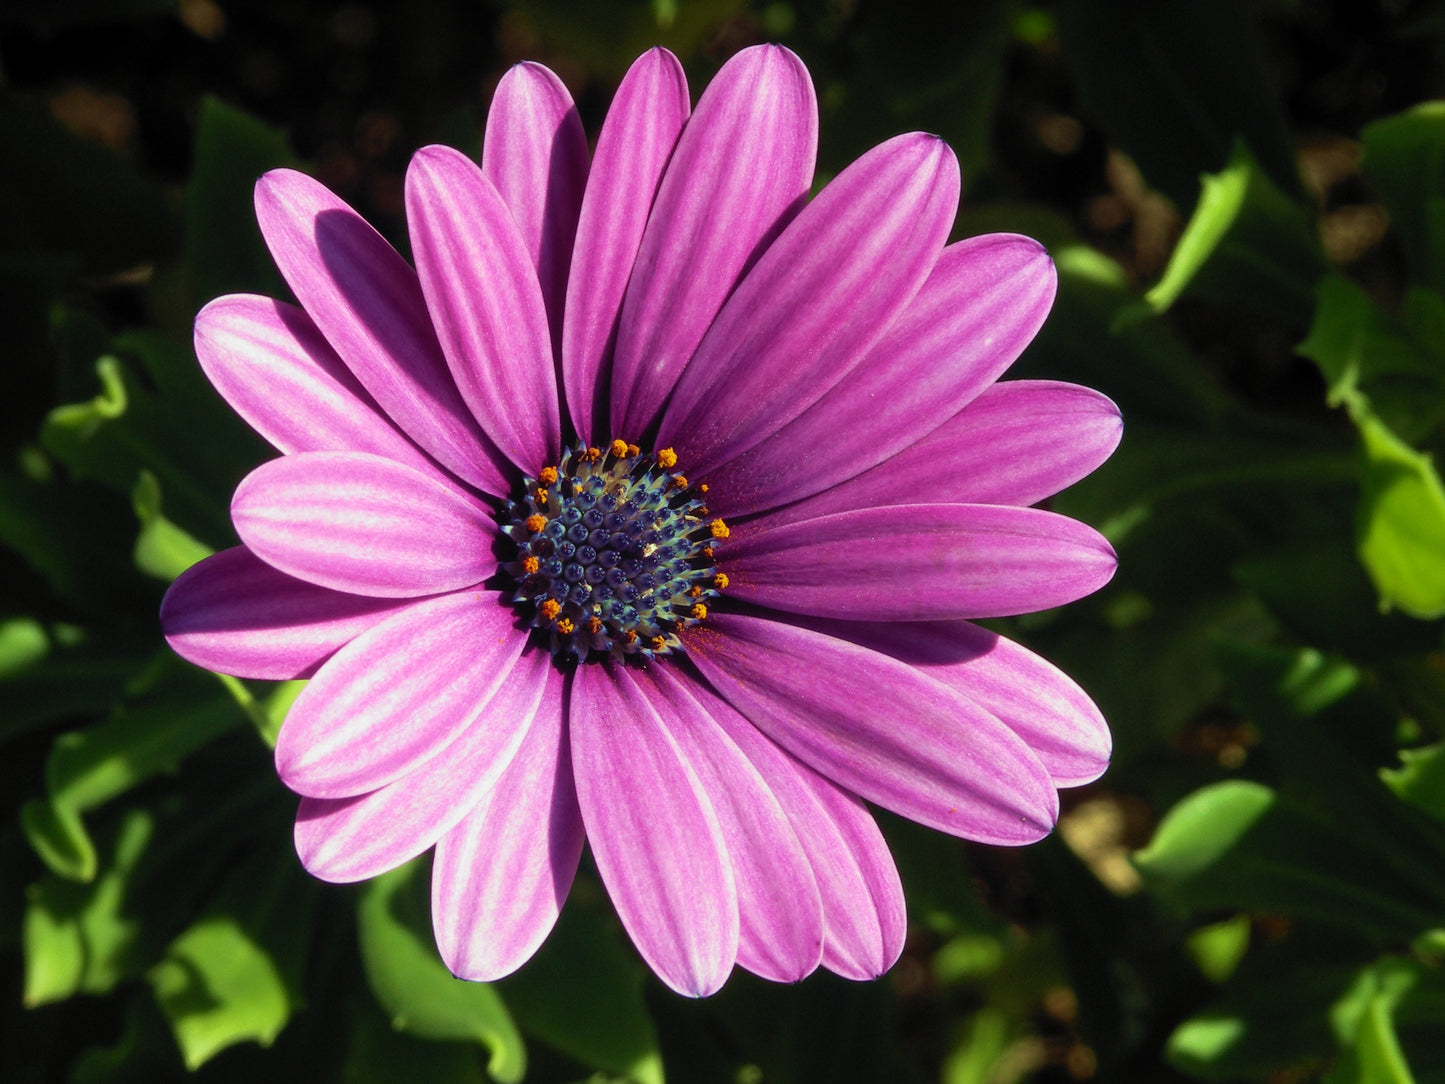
[1362,102,1445,296]
[0,616,50,676]
[1134,141,1321,326]
[1354,409,1445,619]
[499,884,664,1084]
[131,470,213,582]
[1053,0,1298,207]
[20,797,97,882]
[149,915,292,1069]
[1187,914,1252,984]
[1328,959,1440,1084]
[1383,743,1445,824]
[22,808,153,1005]
[186,97,297,303]
[1135,779,1445,938]
[357,858,526,1083]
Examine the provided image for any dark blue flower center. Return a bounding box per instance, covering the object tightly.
[500,441,729,661]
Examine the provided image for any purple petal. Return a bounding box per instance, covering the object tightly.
[194,295,448,481]
[482,61,589,347]
[609,44,817,440]
[253,169,512,494]
[703,236,1058,517]
[757,381,1123,529]
[820,620,1111,787]
[724,503,1117,621]
[406,145,560,477]
[570,663,738,997]
[432,667,583,981]
[666,671,903,978]
[160,546,414,680]
[231,451,496,599]
[562,48,690,444]
[293,647,556,882]
[684,613,1059,845]
[659,132,961,476]
[275,591,525,799]
[639,665,824,983]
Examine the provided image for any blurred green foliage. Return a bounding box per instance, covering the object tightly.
[3,0,1445,1081]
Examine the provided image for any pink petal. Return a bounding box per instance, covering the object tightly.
[659,132,961,476]
[231,451,496,599]
[160,546,415,680]
[294,647,556,882]
[704,236,1058,517]
[570,663,738,997]
[822,620,1111,787]
[609,44,817,440]
[432,667,582,981]
[684,614,1059,845]
[482,61,589,347]
[406,145,560,477]
[275,592,525,799]
[562,48,690,444]
[756,381,1123,528]
[639,665,824,983]
[194,296,442,480]
[668,671,903,979]
[253,169,512,495]
[724,503,1117,621]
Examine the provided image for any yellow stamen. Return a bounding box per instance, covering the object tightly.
[699,483,709,494]
[690,603,708,621]
[583,446,602,462]
[713,572,729,589]
[539,599,562,621]
[626,443,640,457]
[556,618,575,635]
[702,546,715,559]
[657,448,678,469]
[689,586,702,597]
[525,514,547,533]
[539,466,558,485]
[672,475,688,489]
[623,630,639,645]
[709,518,730,539]
[534,488,550,504]
[609,439,629,458]
[587,616,603,634]
[522,556,540,574]
[650,635,667,652]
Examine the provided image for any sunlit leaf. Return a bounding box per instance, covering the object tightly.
[1136,141,1321,326]
[1354,410,1445,619]
[357,858,526,1083]
[131,470,212,582]
[1383,743,1445,825]
[20,798,97,883]
[23,808,153,1005]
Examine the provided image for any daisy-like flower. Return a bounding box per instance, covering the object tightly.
[161,45,1120,997]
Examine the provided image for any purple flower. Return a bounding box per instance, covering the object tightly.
[161,45,1120,997]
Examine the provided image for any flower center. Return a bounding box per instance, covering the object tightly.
[500,440,729,661]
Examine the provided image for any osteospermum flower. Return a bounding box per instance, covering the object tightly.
[161,45,1121,997]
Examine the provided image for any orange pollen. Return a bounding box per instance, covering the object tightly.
[521,556,540,574]
[609,439,629,458]
[657,448,678,469]
[699,483,709,493]
[587,616,604,634]
[702,546,715,558]
[626,443,640,457]
[671,475,688,489]
[539,466,558,485]
[689,586,703,597]
[525,514,547,533]
[690,603,708,620]
[583,446,602,462]
[556,617,575,635]
[534,488,550,503]
[539,599,562,621]
[623,630,639,645]
[713,572,729,589]
[650,635,667,652]
[709,519,730,539]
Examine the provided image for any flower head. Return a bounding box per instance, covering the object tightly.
[161,45,1121,997]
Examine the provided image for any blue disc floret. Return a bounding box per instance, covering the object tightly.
[500,441,728,660]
